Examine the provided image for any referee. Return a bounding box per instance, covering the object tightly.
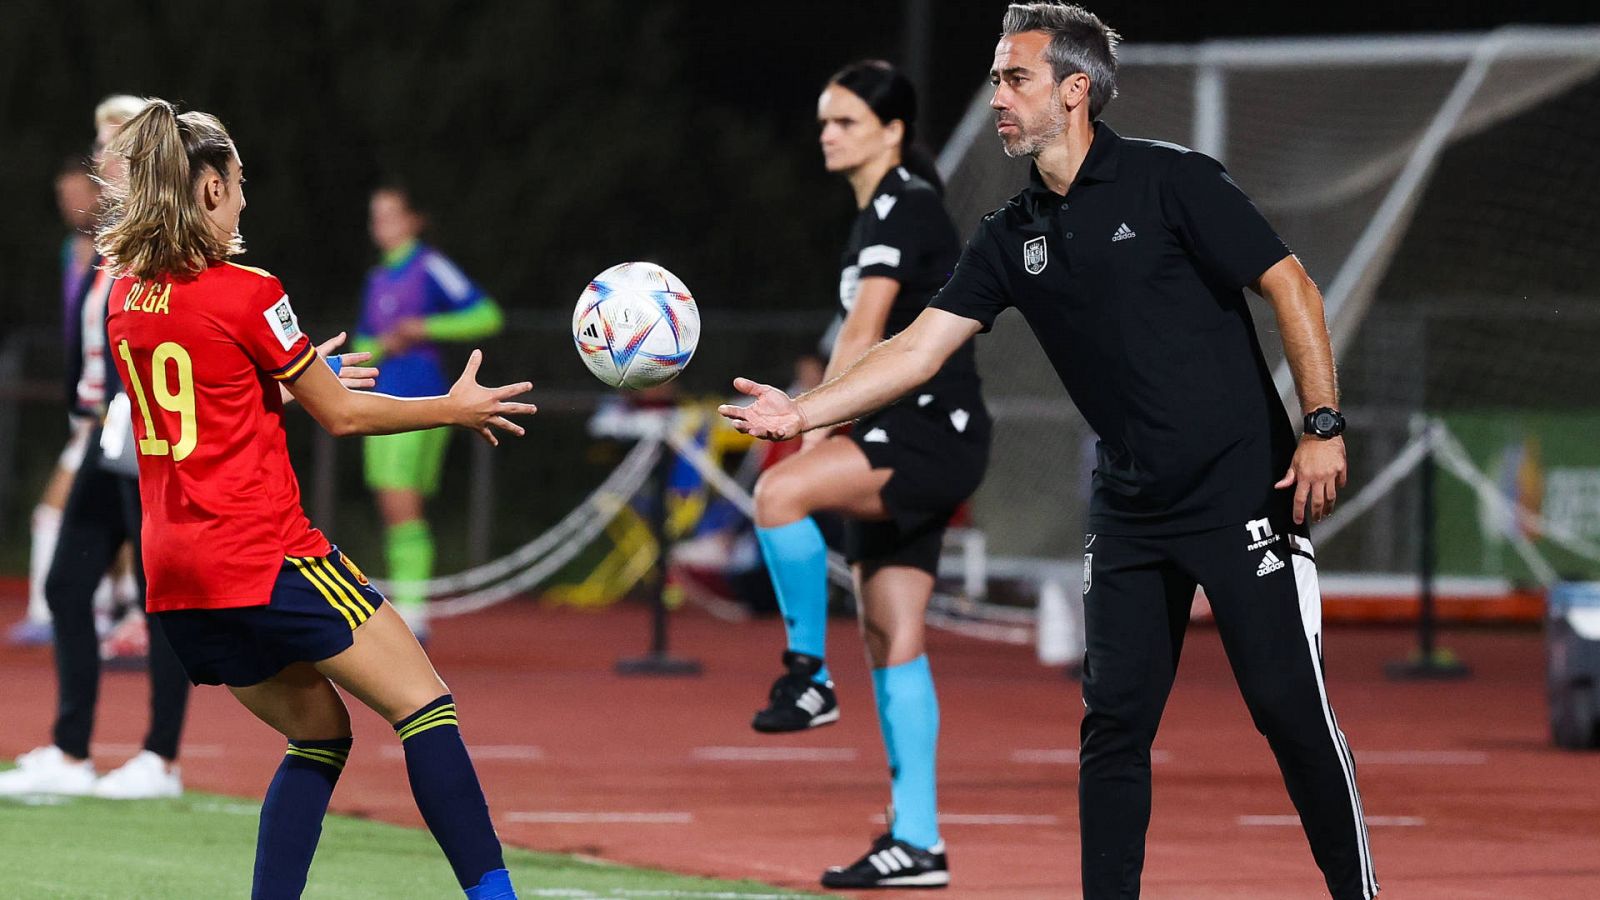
[721,4,1376,898]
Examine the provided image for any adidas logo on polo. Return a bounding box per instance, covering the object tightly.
[1257,550,1285,577]
[1112,222,1137,242]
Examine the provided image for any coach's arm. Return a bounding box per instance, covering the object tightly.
[1255,254,1347,525]
[719,307,980,441]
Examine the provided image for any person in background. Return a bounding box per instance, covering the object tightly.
[746,60,991,889]
[354,186,504,640]
[7,157,105,647]
[0,95,195,800]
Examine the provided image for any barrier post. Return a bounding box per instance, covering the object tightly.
[1387,421,1471,680]
[617,417,702,677]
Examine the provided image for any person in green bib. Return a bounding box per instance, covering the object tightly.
[355,186,503,639]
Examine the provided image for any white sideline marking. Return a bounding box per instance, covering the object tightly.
[528,883,812,890]
[1011,748,1172,765]
[95,742,223,758]
[693,746,856,762]
[508,811,693,825]
[1354,750,1487,765]
[1239,815,1425,827]
[380,744,543,761]
[872,812,1060,826]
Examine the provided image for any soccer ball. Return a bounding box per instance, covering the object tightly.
[573,262,700,389]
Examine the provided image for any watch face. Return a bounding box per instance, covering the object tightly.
[1315,412,1337,433]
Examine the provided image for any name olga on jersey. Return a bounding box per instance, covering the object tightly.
[122,281,172,315]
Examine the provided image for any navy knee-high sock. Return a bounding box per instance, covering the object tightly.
[395,695,511,896]
[253,737,351,900]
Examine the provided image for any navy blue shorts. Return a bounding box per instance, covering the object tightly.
[151,546,387,688]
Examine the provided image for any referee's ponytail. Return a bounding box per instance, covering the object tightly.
[829,60,944,196]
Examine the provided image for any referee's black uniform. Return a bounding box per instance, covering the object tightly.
[838,165,990,571]
[931,122,1376,899]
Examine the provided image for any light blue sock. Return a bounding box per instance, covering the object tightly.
[755,518,832,684]
[872,655,941,850]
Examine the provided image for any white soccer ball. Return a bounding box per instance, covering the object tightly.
[573,262,700,389]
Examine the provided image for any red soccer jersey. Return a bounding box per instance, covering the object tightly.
[107,261,331,612]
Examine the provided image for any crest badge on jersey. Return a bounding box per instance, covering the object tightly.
[1083,552,1093,595]
[1023,236,1048,275]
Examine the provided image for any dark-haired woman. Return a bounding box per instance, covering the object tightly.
[747,60,990,890]
[100,98,532,900]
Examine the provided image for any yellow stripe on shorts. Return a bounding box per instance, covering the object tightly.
[289,557,358,629]
[308,558,371,626]
[319,558,375,618]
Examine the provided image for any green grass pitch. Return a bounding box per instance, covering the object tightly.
[0,786,819,899]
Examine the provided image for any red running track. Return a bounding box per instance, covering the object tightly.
[3,589,1600,898]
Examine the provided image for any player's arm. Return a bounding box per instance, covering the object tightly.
[279,332,378,404]
[287,348,535,446]
[1255,256,1346,524]
[720,307,979,441]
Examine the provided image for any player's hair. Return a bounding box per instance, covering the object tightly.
[94,94,148,130]
[96,98,242,280]
[829,60,944,196]
[1002,2,1121,120]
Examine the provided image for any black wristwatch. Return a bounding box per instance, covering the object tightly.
[1303,407,1346,439]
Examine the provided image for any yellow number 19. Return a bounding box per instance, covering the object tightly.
[117,339,198,462]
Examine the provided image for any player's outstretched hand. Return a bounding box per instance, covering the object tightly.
[450,349,537,446]
[315,332,379,390]
[1275,434,1348,525]
[717,377,805,442]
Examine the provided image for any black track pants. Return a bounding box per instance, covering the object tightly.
[43,429,190,761]
[1077,512,1377,899]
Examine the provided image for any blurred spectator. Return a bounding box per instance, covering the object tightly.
[353,186,504,640]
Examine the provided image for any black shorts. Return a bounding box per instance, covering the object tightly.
[151,546,386,687]
[845,390,991,574]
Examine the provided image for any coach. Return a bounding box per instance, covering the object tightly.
[721,3,1376,898]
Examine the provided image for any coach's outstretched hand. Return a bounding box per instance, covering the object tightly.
[718,377,806,441]
[450,349,538,446]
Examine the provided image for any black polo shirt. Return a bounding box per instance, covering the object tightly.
[840,165,978,395]
[930,121,1296,535]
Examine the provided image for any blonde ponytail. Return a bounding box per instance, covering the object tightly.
[96,98,242,280]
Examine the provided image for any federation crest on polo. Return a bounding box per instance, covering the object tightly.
[1023,235,1047,274]
[573,261,700,389]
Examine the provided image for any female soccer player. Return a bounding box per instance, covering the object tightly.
[354,186,505,640]
[747,61,991,889]
[100,99,531,900]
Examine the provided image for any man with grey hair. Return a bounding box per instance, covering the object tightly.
[723,3,1376,897]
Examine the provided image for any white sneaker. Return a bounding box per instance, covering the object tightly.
[0,746,97,796]
[92,750,182,800]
